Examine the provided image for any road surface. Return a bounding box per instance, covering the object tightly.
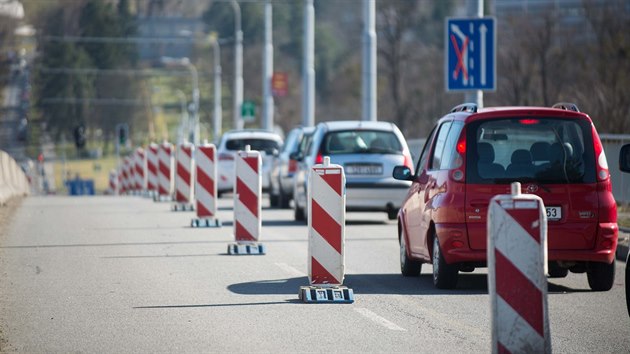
[0,195,628,352]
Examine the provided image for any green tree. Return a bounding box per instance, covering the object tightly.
[35,7,95,140]
[78,0,141,142]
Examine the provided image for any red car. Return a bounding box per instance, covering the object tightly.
[393,103,618,290]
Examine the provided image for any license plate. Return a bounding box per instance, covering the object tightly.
[345,164,383,175]
[546,206,562,220]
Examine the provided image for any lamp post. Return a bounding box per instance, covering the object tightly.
[362,0,377,122]
[262,0,274,131]
[160,56,199,145]
[174,89,188,144]
[231,0,244,131]
[211,35,222,143]
[302,0,315,128]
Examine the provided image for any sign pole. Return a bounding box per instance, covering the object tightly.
[465,0,484,108]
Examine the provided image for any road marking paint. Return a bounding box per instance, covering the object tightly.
[274,263,306,277]
[354,307,406,331]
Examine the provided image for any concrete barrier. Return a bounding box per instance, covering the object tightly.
[0,150,30,205]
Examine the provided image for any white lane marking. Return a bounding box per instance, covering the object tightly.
[354,307,406,331]
[274,263,306,277]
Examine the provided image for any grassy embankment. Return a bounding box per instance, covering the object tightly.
[51,75,198,194]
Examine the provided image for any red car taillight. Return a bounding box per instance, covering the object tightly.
[450,127,467,182]
[288,159,298,173]
[315,152,324,165]
[591,124,609,182]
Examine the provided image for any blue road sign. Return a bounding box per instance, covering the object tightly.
[446,17,496,91]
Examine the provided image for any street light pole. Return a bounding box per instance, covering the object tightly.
[231,0,244,131]
[302,0,315,128]
[159,56,199,144]
[189,63,200,145]
[262,0,274,132]
[174,89,188,144]
[362,0,377,122]
[213,38,222,143]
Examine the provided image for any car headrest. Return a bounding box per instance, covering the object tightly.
[530,142,551,161]
[511,149,532,164]
[477,142,495,163]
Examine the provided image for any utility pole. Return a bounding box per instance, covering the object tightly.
[262,0,274,131]
[362,0,377,122]
[302,0,315,128]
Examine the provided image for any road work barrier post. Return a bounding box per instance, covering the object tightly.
[121,157,131,195]
[488,182,550,353]
[134,147,147,196]
[156,141,174,202]
[128,154,138,194]
[192,142,221,227]
[146,143,159,198]
[108,169,118,195]
[172,142,195,211]
[228,145,265,255]
[117,165,124,195]
[299,156,354,303]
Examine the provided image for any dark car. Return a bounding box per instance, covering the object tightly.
[394,102,618,290]
[269,126,315,208]
[619,143,630,316]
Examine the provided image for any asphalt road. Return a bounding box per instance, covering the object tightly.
[1,195,628,352]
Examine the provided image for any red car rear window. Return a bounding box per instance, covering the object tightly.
[466,118,596,184]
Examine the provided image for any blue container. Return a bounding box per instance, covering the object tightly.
[66,179,95,196]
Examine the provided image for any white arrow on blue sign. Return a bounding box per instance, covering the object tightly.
[445,17,496,91]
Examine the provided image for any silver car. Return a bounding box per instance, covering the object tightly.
[216,130,283,197]
[292,120,413,222]
[270,126,315,208]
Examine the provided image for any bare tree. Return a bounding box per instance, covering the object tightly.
[377,0,418,134]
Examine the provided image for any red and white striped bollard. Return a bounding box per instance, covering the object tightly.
[172,142,195,211]
[146,143,159,198]
[192,142,221,227]
[121,157,131,195]
[108,169,118,195]
[488,182,550,353]
[299,156,354,303]
[156,141,174,202]
[134,147,147,195]
[228,145,264,255]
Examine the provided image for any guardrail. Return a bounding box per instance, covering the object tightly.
[0,150,30,204]
[601,134,630,204]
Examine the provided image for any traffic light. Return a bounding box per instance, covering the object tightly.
[118,125,127,145]
[74,125,86,149]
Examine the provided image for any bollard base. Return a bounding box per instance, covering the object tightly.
[154,195,172,202]
[299,286,354,304]
[191,218,221,228]
[172,203,195,212]
[227,243,266,255]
